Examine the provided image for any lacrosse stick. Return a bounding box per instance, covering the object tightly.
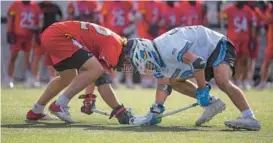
[160,102,199,118]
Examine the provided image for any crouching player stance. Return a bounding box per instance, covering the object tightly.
[127,26,260,130]
[26,21,133,124]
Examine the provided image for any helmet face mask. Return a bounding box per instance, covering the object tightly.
[129,38,160,74]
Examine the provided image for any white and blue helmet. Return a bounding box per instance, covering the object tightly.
[126,38,162,74]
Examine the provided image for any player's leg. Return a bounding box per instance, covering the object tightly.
[26,69,77,121]
[23,51,32,88]
[6,36,21,88]
[31,42,43,87]
[6,50,18,88]
[125,72,135,89]
[170,78,226,126]
[257,45,273,90]
[212,40,260,130]
[214,63,260,130]
[23,37,35,88]
[233,42,244,87]
[49,50,103,123]
[85,83,96,94]
[141,74,156,88]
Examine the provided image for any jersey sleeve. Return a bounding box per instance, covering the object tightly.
[7,2,17,17]
[221,6,231,19]
[7,2,17,32]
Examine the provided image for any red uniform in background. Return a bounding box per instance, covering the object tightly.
[137,1,163,39]
[161,2,181,33]
[7,1,42,53]
[179,1,208,26]
[100,1,133,36]
[222,4,255,57]
[263,4,273,59]
[41,21,123,72]
[67,1,98,22]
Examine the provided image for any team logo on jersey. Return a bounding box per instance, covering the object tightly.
[172,48,177,55]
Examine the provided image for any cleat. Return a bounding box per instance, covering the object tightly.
[224,116,261,131]
[242,81,252,90]
[49,101,75,123]
[195,98,226,126]
[26,110,57,122]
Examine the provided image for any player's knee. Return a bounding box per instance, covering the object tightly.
[95,73,112,86]
[215,77,230,91]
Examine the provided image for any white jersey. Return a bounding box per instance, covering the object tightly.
[153,25,225,79]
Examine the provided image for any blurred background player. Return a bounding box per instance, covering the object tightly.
[30,1,63,88]
[137,1,164,88]
[255,2,273,89]
[100,1,136,88]
[66,0,100,23]
[4,1,43,88]
[161,1,181,33]
[221,1,257,90]
[179,1,208,27]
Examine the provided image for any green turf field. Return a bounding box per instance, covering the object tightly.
[1,86,273,143]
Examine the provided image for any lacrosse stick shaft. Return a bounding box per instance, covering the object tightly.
[162,102,199,118]
[92,109,111,116]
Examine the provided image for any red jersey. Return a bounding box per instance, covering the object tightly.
[222,4,255,41]
[100,1,133,35]
[161,3,181,30]
[67,1,98,21]
[7,1,42,36]
[137,1,163,39]
[44,21,123,70]
[179,1,206,26]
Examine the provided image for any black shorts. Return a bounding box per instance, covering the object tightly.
[53,49,93,72]
[205,38,236,81]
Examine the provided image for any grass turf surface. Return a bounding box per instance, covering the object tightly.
[1,86,273,143]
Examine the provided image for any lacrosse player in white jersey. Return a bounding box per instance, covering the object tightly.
[125,25,260,131]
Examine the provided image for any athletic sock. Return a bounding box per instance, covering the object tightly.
[55,94,70,106]
[32,103,45,114]
[242,109,255,119]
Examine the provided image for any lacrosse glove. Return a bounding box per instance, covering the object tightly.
[109,104,134,124]
[79,94,97,115]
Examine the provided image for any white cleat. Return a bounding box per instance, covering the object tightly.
[224,116,261,131]
[49,102,75,123]
[195,98,226,126]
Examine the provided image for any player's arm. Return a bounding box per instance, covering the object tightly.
[154,77,172,105]
[181,51,211,107]
[6,2,16,44]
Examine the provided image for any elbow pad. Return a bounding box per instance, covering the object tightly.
[191,57,206,72]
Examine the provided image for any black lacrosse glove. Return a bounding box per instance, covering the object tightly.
[148,24,159,38]
[109,104,134,124]
[7,32,16,44]
[79,94,97,115]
